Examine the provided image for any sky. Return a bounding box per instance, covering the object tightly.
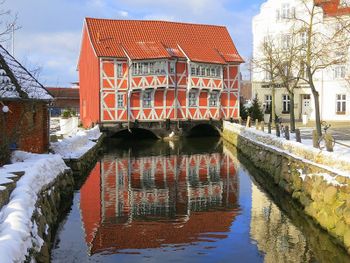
[3,0,265,87]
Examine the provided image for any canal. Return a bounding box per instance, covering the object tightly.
[51,137,350,263]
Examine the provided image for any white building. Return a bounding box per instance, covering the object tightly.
[252,0,350,122]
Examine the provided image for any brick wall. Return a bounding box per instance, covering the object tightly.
[1,100,49,153]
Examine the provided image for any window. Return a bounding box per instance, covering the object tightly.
[169,62,175,74]
[281,3,290,19]
[340,0,350,7]
[333,65,346,79]
[282,94,290,113]
[117,63,123,78]
[209,92,219,107]
[189,91,198,107]
[281,34,291,49]
[265,95,272,110]
[277,3,295,21]
[117,94,124,108]
[132,61,167,76]
[300,31,307,46]
[190,63,222,78]
[336,94,346,114]
[143,90,153,108]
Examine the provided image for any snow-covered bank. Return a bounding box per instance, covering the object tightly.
[50,126,102,159]
[0,152,68,263]
[224,122,350,176]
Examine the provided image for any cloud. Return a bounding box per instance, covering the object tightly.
[3,0,262,85]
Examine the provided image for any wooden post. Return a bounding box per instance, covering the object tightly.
[285,125,290,140]
[238,117,242,125]
[276,124,280,137]
[268,123,271,134]
[295,129,301,143]
[255,119,259,130]
[325,133,334,152]
[312,130,319,148]
[260,121,265,132]
[246,116,251,128]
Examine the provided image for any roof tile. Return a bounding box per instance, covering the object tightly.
[85,18,243,64]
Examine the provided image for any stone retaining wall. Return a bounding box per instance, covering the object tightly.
[30,169,74,262]
[223,122,350,253]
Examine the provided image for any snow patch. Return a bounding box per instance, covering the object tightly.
[50,126,102,159]
[0,151,68,262]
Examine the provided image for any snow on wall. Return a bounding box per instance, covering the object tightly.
[51,126,102,159]
[223,122,350,177]
[0,151,68,263]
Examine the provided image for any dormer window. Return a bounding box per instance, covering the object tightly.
[190,63,222,78]
[132,61,167,76]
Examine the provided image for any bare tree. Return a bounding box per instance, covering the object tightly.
[253,29,304,131]
[293,0,350,136]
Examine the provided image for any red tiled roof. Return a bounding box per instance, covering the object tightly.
[315,0,350,16]
[85,18,243,64]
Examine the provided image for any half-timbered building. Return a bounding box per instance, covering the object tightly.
[78,18,243,132]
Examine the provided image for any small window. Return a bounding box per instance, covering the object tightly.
[191,66,196,76]
[336,94,346,114]
[209,92,219,107]
[282,94,290,113]
[264,94,272,110]
[170,62,175,74]
[117,94,124,108]
[117,63,123,78]
[189,91,198,107]
[143,90,153,108]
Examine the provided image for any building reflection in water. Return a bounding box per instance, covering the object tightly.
[250,184,314,263]
[79,152,239,255]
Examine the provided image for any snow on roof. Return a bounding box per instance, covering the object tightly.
[0,45,52,101]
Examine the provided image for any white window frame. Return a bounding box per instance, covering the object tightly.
[264,94,272,110]
[190,63,222,78]
[188,91,198,107]
[282,94,290,113]
[117,94,124,108]
[209,91,219,107]
[116,63,123,78]
[132,61,167,76]
[143,90,153,108]
[333,65,346,79]
[336,94,347,114]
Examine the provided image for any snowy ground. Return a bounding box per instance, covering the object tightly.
[0,152,68,263]
[224,122,350,177]
[50,125,102,159]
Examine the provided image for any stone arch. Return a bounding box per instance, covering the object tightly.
[111,128,160,139]
[186,123,221,137]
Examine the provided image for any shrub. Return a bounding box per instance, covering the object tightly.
[248,97,263,121]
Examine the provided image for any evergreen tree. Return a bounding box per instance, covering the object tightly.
[239,98,248,120]
[248,97,263,121]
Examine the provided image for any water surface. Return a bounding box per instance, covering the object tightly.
[51,138,349,263]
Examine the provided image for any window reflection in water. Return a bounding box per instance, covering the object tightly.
[80,152,238,255]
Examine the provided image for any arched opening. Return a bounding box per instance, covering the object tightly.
[187,124,220,137]
[111,128,159,140]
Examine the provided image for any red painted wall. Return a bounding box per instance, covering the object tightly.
[1,101,49,153]
[79,25,100,128]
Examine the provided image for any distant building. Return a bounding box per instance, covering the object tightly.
[252,0,350,121]
[0,45,52,160]
[78,18,243,128]
[240,80,252,102]
[46,87,80,117]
